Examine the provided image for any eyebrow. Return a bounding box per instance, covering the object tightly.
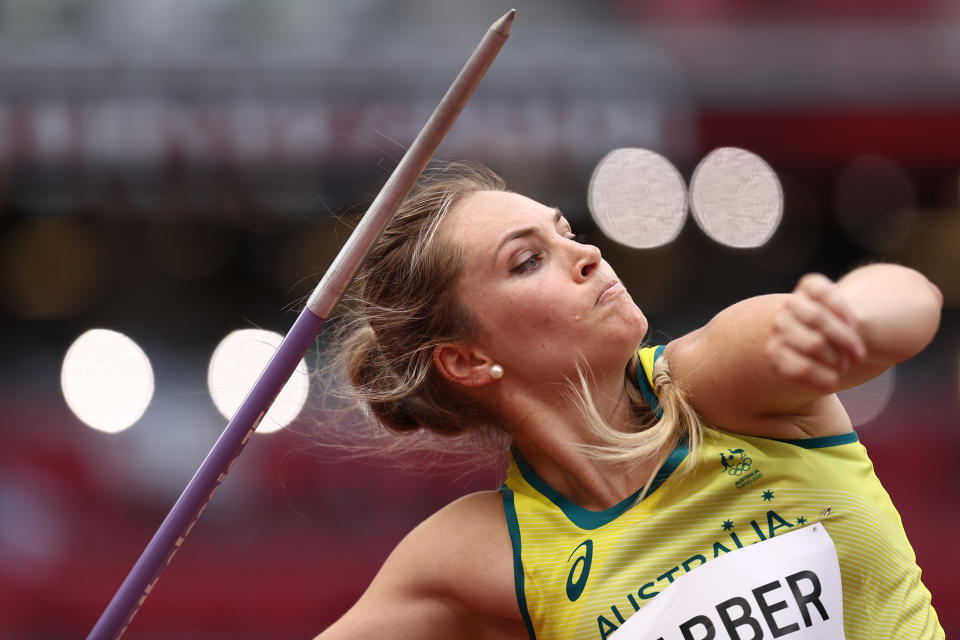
[494,209,564,263]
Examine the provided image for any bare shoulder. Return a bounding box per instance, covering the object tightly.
[316,489,524,639]
[400,490,518,619]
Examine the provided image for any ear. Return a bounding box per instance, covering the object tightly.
[433,343,496,387]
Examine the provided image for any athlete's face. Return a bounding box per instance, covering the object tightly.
[446,190,648,384]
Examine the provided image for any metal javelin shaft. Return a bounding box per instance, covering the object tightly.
[87,10,514,640]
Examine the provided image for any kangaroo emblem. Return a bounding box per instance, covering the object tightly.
[719,448,752,476]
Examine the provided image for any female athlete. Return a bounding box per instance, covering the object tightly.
[316,162,944,639]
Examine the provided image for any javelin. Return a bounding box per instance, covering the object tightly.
[87,9,515,639]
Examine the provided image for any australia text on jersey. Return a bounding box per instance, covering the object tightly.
[590,507,804,640]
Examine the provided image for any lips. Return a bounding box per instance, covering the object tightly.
[595,280,623,307]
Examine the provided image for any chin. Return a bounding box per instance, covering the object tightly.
[601,307,648,367]
[620,299,649,342]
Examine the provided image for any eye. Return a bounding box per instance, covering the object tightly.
[510,252,542,275]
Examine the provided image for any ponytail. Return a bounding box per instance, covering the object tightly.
[571,351,706,496]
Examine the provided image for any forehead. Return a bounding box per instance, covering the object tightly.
[446,190,556,239]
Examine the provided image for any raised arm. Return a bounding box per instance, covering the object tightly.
[666,263,943,438]
[315,491,523,640]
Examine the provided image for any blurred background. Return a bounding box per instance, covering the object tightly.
[1,0,958,637]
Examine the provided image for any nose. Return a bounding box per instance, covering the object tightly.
[572,241,602,282]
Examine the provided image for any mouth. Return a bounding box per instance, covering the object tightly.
[595,280,624,307]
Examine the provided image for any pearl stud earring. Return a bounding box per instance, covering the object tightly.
[489,364,504,379]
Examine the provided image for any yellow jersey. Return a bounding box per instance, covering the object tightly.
[500,345,943,640]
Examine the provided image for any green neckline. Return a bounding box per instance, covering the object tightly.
[511,443,688,531]
[500,487,537,640]
[775,431,859,448]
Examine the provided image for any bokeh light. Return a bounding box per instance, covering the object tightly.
[61,329,155,433]
[837,367,896,428]
[688,147,783,249]
[587,147,688,249]
[207,329,309,434]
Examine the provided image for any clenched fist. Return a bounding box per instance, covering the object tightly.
[766,273,868,393]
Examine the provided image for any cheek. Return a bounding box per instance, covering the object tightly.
[509,283,570,330]
[491,296,557,336]
[470,289,562,354]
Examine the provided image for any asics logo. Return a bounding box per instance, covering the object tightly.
[565,539,593,602]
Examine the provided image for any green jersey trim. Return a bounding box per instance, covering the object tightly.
[636,344,665,419]
[500,486,537,640]
[774,431,859,448]
[512,444,688,531]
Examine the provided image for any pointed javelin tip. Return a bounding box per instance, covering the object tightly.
[493,9,516,37]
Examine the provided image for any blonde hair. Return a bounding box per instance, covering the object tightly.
[327,161,705,480]
[325,162,509,467]
[571,355,705,499]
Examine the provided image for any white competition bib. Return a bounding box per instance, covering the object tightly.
[611,524,845,639]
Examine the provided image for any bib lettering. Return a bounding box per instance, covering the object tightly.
[611,524,845,639]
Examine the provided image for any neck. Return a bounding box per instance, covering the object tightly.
[499,369,659,511]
